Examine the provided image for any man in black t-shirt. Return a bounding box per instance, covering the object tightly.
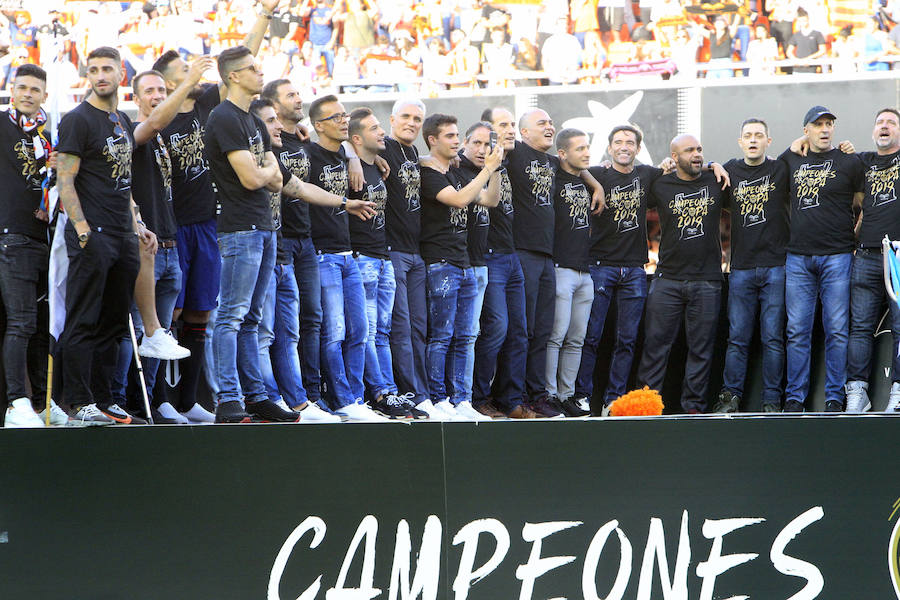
[150,1,275,419]
[715,118,789,414]
[637,134,728,413]
[780,107,864,412]
[472,107,533,419]
[0,64,52,428]
[55,47,154,425]
[546,128,594,417]
[574,125,663,415]
[204,46,298,424]
[419,114,502,421]
[786,9,826,74]
[846,109,900,412]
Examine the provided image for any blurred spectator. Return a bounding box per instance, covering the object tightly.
[598,0,627,43]
[306,0,338,74]
[336,0,377,50]
[541,22,583,84]
[447,28,479,87]
[787,7,827,73]
[700,16,739,78]
[572,0,600,46]
[5,11,39,64]
[859,16,891,70]
[767,0,798,54]
[746,23,780,75]
[580,30,607,82]
[670,25,702,78]
[481,27,514,86]
[831,24,858,73]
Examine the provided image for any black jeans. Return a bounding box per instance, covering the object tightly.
[0,234,48,403]
[637,276,722,413]
[58,225,139,409]
[517,250,556,400]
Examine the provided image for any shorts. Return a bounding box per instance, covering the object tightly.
[175,218,221,311]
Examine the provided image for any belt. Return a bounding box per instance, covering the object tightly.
[856,246,879,254]
[159,239,177,249]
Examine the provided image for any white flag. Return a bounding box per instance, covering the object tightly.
[48,210,68,341]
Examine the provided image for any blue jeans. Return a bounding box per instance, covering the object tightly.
[785,252,851,402]
[473,253,527,411]
[357,255,397,398]
[575,265,647,405]
[112,246,182,407]
[390,251,428,398]
[318,253,367,409]
[312,43,334,74]
[847,250,900,383]
[637,277,722,413]
[259,263,308,407]
[447,264,488,403]
[213,230,276,404]
[426,262,477,404]
[722,266,785,405]
[517,250,556,400]
[283,237,322,403]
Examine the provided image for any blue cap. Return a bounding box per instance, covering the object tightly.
[803,106,836,126]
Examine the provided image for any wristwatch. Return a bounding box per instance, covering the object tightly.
[78,231,90,243]
[340,197,347,211]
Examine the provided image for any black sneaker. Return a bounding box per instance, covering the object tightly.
[560,397,590,417]
[783,399,805,413]
[396,393,430,420]
[527,394,563,418]
[824,400,843,413]
[150,407,181,424]
[371,394,413,419]
[215,400,252,423]
[713,390,740,413]
[246,399,301,423]
[100,403,148,425]
[762,403,781,413]
[570,395,592,415]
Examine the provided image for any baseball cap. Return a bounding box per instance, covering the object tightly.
[803,106,836,126]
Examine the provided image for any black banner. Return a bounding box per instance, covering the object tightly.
[1,418,899,598]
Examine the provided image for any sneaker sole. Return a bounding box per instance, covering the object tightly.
[66,418,114,427]
[214,416,252,424]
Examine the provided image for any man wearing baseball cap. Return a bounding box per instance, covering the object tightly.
[779,106,865,412]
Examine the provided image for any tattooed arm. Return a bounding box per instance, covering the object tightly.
[56,152,90,247]
[282,174,377,219]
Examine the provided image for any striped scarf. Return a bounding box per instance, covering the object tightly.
[9,107,52,221]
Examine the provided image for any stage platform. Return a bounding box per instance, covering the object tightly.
[1,415,898,599]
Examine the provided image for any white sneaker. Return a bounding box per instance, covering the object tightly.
[139,328,191,360]
[296,401,341,423]
[156,402,189,424]
[601,404,612,417]
[69,403,115,427]
[416,399,446,421]
[887,382,900,412]
[454,400,491,421]
[39,399,71,426]
[434,399,465,421]
[274,399,291,412]
[4,398,44,428]
[844,380,871,413]
[181,403,215,424]
[335,401,390,422]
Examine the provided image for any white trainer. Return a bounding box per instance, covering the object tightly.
[844,380,871,413]
[296,401,341,423]
[454,400,491,421]
[69,403,115,426]
[139,328,191,360]
[274,399,291,412]
[887,382,900,412]
[181,403,215,424]
[4,398,44,428]
[39,399,71,426]
[434,399,465,421]
[336,402,390,422]
[416,399,446,421]
[157,402,189,424]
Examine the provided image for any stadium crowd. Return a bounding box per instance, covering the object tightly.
[1,1,900,428]
[2,0,900,98]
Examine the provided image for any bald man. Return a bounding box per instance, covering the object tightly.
[636,134,729,414]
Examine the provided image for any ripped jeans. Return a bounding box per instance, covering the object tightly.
[425,261,477,404]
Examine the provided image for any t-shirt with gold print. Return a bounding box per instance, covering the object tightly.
[723,157,789,269]
[307,141,350,253]
[279,130,312,240]
[779,148,864,255]
[203,99,274,233]
[419,165,469,268]
[131,122,177,241]
[0,115,50,241]
[56,101,134,235]
[348,158,389,260]
[552,168,591,272]
[856,149,900,247]
[506,140,558,256]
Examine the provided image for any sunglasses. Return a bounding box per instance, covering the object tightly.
[108,111,125,138]
[317,112,350,123]
[233,62,263,75]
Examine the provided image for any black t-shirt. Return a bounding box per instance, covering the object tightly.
[349,158,388,259]
[204,100,274,233]
[723,157,789,268]
[56,101,134,235]
[649,171,728,281]
[780,148,864,255]
[279,130,312,239]
[857,150,900,247]
[307,141,350,253]
[0,116,49,241]
[789,29,825,58]
[273,153,293,265]
[420,166,469,268]
[487,163,515,254]
[589,164,662,267]
[552,169,591,271]
[456,154,490,266]
[380,136,421,253]
[131,124,177,241]
[160,83,220,226]
[506,140,558,255]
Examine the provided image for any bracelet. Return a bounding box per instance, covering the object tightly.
[260,10,273,18]
[137,219,145,226]
[706,161,713,171]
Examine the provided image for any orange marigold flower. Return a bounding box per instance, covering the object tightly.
[609,386,664,416]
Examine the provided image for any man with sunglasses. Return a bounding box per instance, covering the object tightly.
[55,46,158,425]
